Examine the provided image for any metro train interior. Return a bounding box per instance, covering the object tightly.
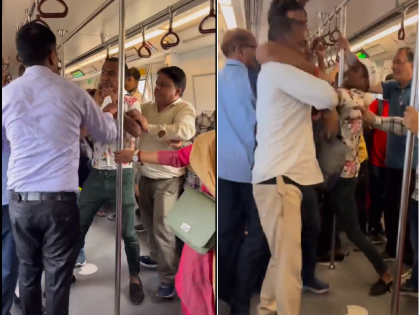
[218,0,418,315]
[2,0,419,314]
[2,0,215,314]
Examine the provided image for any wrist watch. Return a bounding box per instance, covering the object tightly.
[132,150,139,162]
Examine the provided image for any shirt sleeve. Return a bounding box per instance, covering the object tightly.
[80,91,118,144]
[373,116,407,136]
[148,103,196,141]
[338,88,366,108]
[157,145,193,168]
[265,62,338,110]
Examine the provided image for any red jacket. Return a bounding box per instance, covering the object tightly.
[368,99,389,168]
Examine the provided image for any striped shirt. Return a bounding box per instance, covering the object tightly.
[373,116,418,201]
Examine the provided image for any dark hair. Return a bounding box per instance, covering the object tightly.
[87,89,96,97]
[19,64,26,77]
[268,0,306,25]
[157,66,187,96]
[127,67,141,81]
[385,73,394,81]
[104,57,129,76]
[16,22,57,66]
[398,47,414,63]
[360,63,370,89]
[268,17,305,42]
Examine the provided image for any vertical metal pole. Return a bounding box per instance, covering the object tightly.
[391,22,418,315]
[58,30,67,77]
[142,64,152,102]
[114,0,125,314]
[329,5,347,270]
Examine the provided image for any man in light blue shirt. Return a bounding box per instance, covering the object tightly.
[3,22,118,315]
[218,28,268,314]
[344,45,417,263]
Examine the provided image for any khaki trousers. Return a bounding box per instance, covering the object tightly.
[253,176,302,315]
[139,176,183,284]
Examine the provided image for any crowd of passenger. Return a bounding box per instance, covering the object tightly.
[2,19,216,315]
[218,0,418,314]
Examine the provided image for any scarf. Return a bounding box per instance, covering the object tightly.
[189,130,216,197]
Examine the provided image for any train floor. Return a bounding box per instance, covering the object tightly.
[219,237,418,315]
[10,209,181,315]
[9,216,418,315]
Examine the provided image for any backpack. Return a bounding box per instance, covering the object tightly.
[313,117,349,191]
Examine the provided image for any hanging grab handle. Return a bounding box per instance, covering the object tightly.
[398,7,408,40]
[160,7,180,50]
[38,0,69,19]
[198,0,216,34]
[137,24,152,58]
[34,0,50,28]
[329,9,340,43]
[322,21,335,47]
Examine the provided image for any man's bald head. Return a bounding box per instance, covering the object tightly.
[221,28,256,57]
[221,28,257,67]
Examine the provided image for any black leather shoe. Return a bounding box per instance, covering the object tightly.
[370,279,392,296]
[129,278,145,305]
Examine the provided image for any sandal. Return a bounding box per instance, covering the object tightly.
[108,214,116,221]
[97,211,106,217]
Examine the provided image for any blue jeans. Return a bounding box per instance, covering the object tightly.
[2,205,19,315]
[408,199,418,289]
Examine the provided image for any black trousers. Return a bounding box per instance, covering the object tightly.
[317,190,341,256]
[9,194,80,315]
[218,178,269,315]
[384,168,416,264]
[300,186,320,284]
[355,160,369,233]
[368,165,387,231]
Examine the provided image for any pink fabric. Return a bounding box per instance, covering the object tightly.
[157,145,193,168]
[176,247,215,315]
[157,145,214,315]
[157,145,209,195]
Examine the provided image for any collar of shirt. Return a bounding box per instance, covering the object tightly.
[151,98,183,113]
[390,79,412,91]
[23,65,54,77]
[225,59,247,68]
[128,88,139,96]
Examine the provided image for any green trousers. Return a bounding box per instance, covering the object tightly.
[78,168,140,276]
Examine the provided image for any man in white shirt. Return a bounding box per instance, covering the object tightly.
[253,17,338,315]
[75,57,145,305]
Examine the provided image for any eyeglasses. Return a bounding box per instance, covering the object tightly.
[392,59,409,66]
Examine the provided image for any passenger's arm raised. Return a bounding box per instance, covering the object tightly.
[80,91,118,144]
[257,42,319,77]
[263,62,339,110]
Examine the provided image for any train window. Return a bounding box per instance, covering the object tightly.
[138,79,153,102]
